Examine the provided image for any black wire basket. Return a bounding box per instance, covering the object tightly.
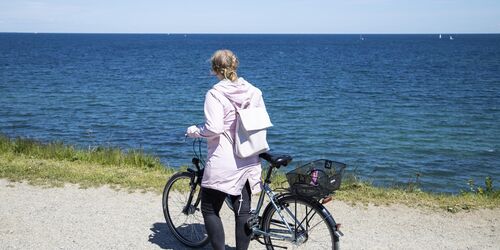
[286,159,346,199]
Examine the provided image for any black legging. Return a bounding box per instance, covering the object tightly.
[201,182,252,250]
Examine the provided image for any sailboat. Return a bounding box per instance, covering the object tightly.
[439,34,442,39]
[449,35,454,40]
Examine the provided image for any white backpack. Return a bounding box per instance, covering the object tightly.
[217,90,273,158]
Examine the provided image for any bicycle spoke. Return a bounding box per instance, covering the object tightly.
[305,216,329,233]
[263,196,336,249]
[297,205,318,230]
[163,172,208,247]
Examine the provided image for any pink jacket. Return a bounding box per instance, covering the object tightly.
[189,78,267,195]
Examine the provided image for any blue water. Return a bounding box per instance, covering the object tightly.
[1,33,499,193]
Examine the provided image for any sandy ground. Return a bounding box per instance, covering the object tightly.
[0,178,498,250]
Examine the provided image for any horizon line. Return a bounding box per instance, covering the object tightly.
[1,31,500,35]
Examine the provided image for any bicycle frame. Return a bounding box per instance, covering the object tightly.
[189,155,303,242]
[188,139,336,246]
[164,139,341,249]
[250,163,309,243]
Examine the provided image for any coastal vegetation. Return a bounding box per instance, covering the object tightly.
[0,134,173,191]
[1,135,498,212]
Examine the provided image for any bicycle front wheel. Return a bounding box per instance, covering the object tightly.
[262,195,339,250]
[162,171,209,248]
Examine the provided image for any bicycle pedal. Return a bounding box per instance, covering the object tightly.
[246,215,260,230]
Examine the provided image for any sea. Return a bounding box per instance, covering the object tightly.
[1,33,499,193]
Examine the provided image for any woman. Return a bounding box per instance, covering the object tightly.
[186,49,267,250]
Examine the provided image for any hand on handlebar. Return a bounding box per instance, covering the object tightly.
[186,125,201,138]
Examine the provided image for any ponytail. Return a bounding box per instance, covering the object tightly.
[211,50,239,81]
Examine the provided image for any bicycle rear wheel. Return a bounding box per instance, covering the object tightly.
[162,171,209,247]
[261,195,339,250]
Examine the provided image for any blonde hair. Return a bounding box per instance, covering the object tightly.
[211,49,239,82]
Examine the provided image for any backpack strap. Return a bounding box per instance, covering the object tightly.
[211,87,257,145]
[211,88,235,145]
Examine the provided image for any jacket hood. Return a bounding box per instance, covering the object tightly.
[212,77,259,107]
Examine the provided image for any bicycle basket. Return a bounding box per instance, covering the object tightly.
[286,159,346,199]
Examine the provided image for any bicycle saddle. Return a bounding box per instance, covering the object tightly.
[259,152,293,168]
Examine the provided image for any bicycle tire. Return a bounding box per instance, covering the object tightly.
[162,171,209,248]
[261,195,339,250]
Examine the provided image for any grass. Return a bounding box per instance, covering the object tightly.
[1,134,499,212]
[336,174,500,212]
[0,135,163,170]
[0,134,176,192]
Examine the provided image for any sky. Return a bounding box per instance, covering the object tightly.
[0,0,499,34]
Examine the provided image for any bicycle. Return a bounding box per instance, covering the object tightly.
[162,138,345,249]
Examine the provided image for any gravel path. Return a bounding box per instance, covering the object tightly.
[0,179,498,249]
